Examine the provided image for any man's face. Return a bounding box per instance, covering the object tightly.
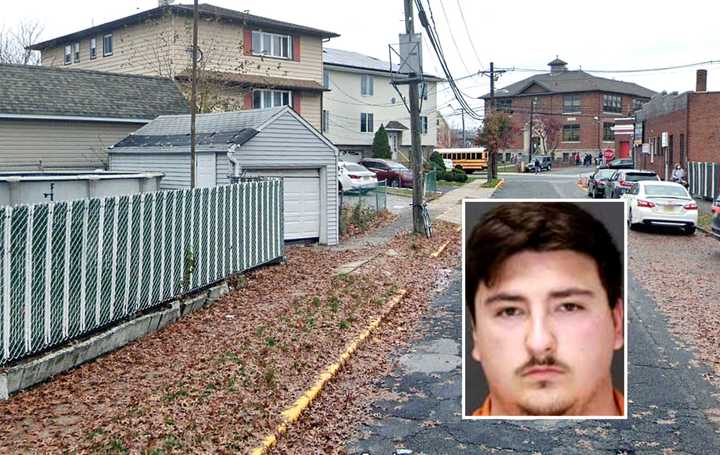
[471,250,623,416]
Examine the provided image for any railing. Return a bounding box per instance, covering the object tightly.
[0,181,283,365]
[688,161,719,200]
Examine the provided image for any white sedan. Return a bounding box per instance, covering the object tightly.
[338,161,378,193]
[623,181,698,234]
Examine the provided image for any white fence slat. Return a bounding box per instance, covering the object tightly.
[23,207,34,352]
[80,200,88,331]
[123,198,132,316]
[2,207,11,360]
[62,206,71,338]
[135,196,145,310]
[148,194,156,308]
[110,198,119,320]
[43,205,53,345]
[95,201,105,326]
[160,192,166,300]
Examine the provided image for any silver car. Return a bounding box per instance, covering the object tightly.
[338,161,378,193]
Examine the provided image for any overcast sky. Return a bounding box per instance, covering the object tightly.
[5,0,720,130]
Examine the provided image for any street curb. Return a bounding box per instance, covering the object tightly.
[430,240,451,258]
[250,288,408,455]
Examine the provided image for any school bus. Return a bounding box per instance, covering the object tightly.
[434,147,488,172]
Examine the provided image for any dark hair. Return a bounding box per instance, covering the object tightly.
[465,203,622,322]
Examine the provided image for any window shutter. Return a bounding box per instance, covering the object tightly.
[244,92,253,109]
[244,29,253,56]
[293,36,300,62]
[292,93,301,114]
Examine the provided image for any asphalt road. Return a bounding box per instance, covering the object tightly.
[347,169,720,454]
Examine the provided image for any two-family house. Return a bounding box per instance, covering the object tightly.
[322,48,444,161]
[29,2,339,130]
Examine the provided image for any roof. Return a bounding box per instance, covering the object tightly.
[176,71,326,92]
[30,3,339,51]
[111,106,338,153]
[323,48,444,81]
[482,70,656,99]
[0,64,189,121]
[384,121,408,131]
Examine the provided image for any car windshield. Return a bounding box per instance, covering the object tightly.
[626,173,657,182]
[644,185,688,198]
[390,163,409,171]
[344,163,367,172]
[596,170,614,178]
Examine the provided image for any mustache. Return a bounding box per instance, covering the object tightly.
[515,356,570,376]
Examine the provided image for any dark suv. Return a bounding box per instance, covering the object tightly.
[587,168,615,198]
[527,156,552,172]
[358,158,414,188]
[605,169,659,198]
[599,158,634,170]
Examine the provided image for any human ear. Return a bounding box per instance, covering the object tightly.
[612,298,624,351]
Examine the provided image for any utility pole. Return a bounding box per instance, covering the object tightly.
[480,61,506,181]
[190,0,199,188]
[403,0,424,235]
[461,108,466,147]
[528,96,536,163]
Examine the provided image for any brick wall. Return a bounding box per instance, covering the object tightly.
[639,109,687,180]
[688,92,720,164]
[487,92,639,156]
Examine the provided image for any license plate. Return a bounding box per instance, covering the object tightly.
[663,205,677,212]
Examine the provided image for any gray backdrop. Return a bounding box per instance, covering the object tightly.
[463,200,626,415]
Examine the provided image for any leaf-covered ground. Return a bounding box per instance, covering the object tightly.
[0,218,460,454]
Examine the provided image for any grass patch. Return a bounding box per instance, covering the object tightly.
[384,187,413,197]
[437,180,469,190]
[698,211,713,230]
[481,178,502,188]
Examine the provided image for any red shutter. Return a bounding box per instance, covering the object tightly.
[244,92,253,110]
[293,36,300,62]
[292,93,301,114]
[244,29,253,56]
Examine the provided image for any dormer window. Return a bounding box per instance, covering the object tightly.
[73,42,80,63]
[64,45,71,64]
[103,34,113,57]
[251,31,291,59]
[90,38,97,59]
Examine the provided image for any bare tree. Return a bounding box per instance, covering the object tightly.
[0,19,43,65]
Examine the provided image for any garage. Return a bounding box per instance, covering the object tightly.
[109,106,339,245]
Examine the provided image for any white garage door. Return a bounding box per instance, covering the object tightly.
[250,169,321,241]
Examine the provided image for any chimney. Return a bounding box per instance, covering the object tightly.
[696,69,707,92]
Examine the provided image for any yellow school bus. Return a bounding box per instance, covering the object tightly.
[434,148,488,172]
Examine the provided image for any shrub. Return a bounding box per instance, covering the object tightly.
[429,151,445,171]
[372,126,391,159]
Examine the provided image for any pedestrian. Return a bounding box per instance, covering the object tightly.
[575,153,580,166]
[534,157,540,175]
[671,163,687,187]
[465,202,624,417]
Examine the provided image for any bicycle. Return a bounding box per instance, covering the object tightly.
[411,201,432,238]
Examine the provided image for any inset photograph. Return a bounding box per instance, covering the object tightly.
[463,200,627,419]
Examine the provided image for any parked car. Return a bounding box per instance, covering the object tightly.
[598,158,634,170]
[526,155,552,172]
[587,168,616,198]
[712,194,720,241]
[359,158,414,188]
[623,181,698,234]
[338,161,378,193]
[442,158,453,170]
[605,169,660,198]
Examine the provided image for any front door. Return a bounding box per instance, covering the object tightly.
[196,153,217,188]
[389,132,399,160]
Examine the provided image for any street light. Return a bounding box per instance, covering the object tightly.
[593,115,601,164]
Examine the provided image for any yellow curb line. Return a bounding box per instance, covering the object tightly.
[430,240,451,258]
[577,183,588,191]
[250,288,408,455]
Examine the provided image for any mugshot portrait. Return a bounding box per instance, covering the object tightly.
[463,200,626,418]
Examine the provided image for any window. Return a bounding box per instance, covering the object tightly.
[103,34,113,56]
[421,116,428,134]
[323,70,330,89]
[562,124,580,142]
[361,74,374,96]
[251,30,291,59]
[603,122,615,141]
[73,42,80,63]
[632,98,644,111]
[253,89,292,109]
[64,45,71,64]
[360,112,374,132]
[603,94,622,113]
[563,95,581,113]
[90,38,97,59]
[322,110,329,133]
[496,98,512,112]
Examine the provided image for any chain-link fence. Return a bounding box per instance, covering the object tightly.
[0,180,283,366]
[424,170,437,194]
[689,161,719,201]
[339,182,387,214]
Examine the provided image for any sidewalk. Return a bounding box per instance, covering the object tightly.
[429,178,498,225]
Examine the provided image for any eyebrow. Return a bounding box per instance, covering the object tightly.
[483,288,596,306]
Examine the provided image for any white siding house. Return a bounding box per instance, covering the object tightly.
[109,106,339,246]
[322,48,444,161]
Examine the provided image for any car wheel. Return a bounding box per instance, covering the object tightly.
[684,224,696,235]
[627,209,634,230]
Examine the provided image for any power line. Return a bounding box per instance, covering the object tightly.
[437,0,472,76]
[497,59,720,74]
[455,0,484,71]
